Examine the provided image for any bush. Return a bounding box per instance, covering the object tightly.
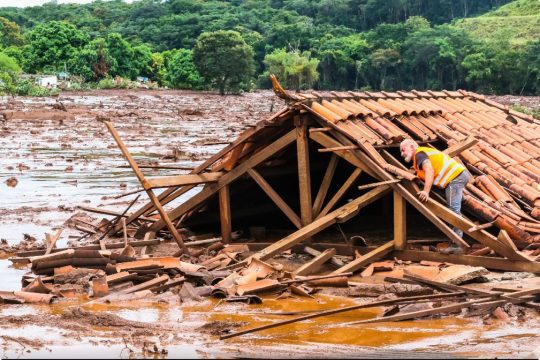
[15,79,60,97]
[97,77,116,89]
[68,83,82,91]
[509,103,540,119]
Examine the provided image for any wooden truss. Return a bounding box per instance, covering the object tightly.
[104,109,540,274]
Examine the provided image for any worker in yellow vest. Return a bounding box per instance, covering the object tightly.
[399,139,470,254]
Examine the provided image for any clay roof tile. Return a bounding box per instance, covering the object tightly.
[412,90,432,98]
[311,102,342,123]
[321,100,354,120]
[359,99,397,117]
[397,91,417,98]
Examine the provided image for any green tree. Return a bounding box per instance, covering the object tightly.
[23,21,89,73]
[0,71,16,97]
[0,52,21,74]
[262,47,320,91]
[106,33,134,79]
[164,49,203,89]
[0,17,24,48]
[369,48,400,90]
[131,45,153,78]
[70,38,115,80]
[193,30,255,95]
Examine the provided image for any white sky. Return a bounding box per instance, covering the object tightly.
[0,0,133,7]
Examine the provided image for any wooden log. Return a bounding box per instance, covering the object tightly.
[219,186,232,245]
[312,154,339,218]
[332,241,395,275]
[150,130,297,232]
[293,248,337,276]
[144,173,224,189]
[248,169,302,229]
[121,275,170,294]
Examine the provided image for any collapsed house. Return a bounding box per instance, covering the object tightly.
[92,76,540,275]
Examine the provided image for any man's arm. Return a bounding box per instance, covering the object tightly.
[418,160,434,202]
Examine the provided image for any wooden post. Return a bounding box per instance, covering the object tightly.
[394,191,406,250]
[296,116,313,244]
[312,154,339,218]
[219,186,232,245]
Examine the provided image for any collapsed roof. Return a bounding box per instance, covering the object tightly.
[105,76,540,274]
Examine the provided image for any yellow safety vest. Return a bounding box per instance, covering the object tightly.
[413,147,465,189]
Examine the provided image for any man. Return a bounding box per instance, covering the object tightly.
[399,139,470,254]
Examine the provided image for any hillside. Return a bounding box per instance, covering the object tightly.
[456,0,540,45]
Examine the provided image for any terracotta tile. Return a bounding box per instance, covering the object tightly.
[366,91,386,98]
[331,91,354,98]
[397,91,418,98]
[516,164,540,183]
[395,98,427,114]
[516,141,540,158]
[438,97,466,112]
[349,99,377,117]
[470,149,502,170]
[406,116,437,139]
[476,175,512,202]
[489,128,515,144]
[348,91,370,98]
[297,93,318,99]
[428,90,447,98]
[428,98,457,114]
[506,166,537,186]
[478,141,517,167]
[443,90,464,98]
[398,117,430,141]
[377,98,413,115]
[505,143,533,162]
[496,144,529,165]
[484,99,508,111]
[415,98,445,113]
[412,90,433,98]
[373,116,407,139]
[381,91,401,98]
[364,117,395,141]
[350,120,385,143]
[359,99,397,117]
[312,91,336,98]
[311,101,342,123]
[460,149,482,167]
[332,99,361,117]
[341,121,377,144]
[322,100,354,120]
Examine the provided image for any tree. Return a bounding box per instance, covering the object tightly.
[106,33,134,79]
[131,45,153,78]
[193,30,255,95]
[369,48,400,90]
[23,21,89,73]
[70,38,115,80]
[0,17,24,48]
[164,49,203,89]
[0,52,21,74]
[262,47,320,91]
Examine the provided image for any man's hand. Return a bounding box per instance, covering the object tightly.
[417,190,430,202]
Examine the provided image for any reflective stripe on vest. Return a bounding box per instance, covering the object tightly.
[413,147,465,188]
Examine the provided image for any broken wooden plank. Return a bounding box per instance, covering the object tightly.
[144,173,224,189]
[78,206,157,222]
[443,137,479,158]
[248,169,302,229]
[219,185,232,245]
[498,230,519,252]
[45,229,63,255]
[121,274,170,294]
[304,246,344,267]
[312,154,339,218]
[358,180,401,191]
[294,248,336,276]
[332,241,395,275]
[468,222,495,233]
[104,121,190,255]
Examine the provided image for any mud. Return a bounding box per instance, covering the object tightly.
[3,91,540,358]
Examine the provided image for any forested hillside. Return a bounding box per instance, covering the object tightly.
[1,0,540,95]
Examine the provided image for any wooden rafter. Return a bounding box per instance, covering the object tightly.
[219,186,232,245]
[296,116,313,244]
[248,169,302,229]
[312,154,339,219]
[150,129,297,232]
[317,168,363,220]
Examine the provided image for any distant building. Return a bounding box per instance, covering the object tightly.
[36,75,58,88]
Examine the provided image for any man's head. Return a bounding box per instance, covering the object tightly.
[400,139,419,163]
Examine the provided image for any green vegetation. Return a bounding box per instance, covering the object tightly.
[2,0,540,95]
[457,0,540,46]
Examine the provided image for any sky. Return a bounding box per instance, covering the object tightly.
[0,0,133,7]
